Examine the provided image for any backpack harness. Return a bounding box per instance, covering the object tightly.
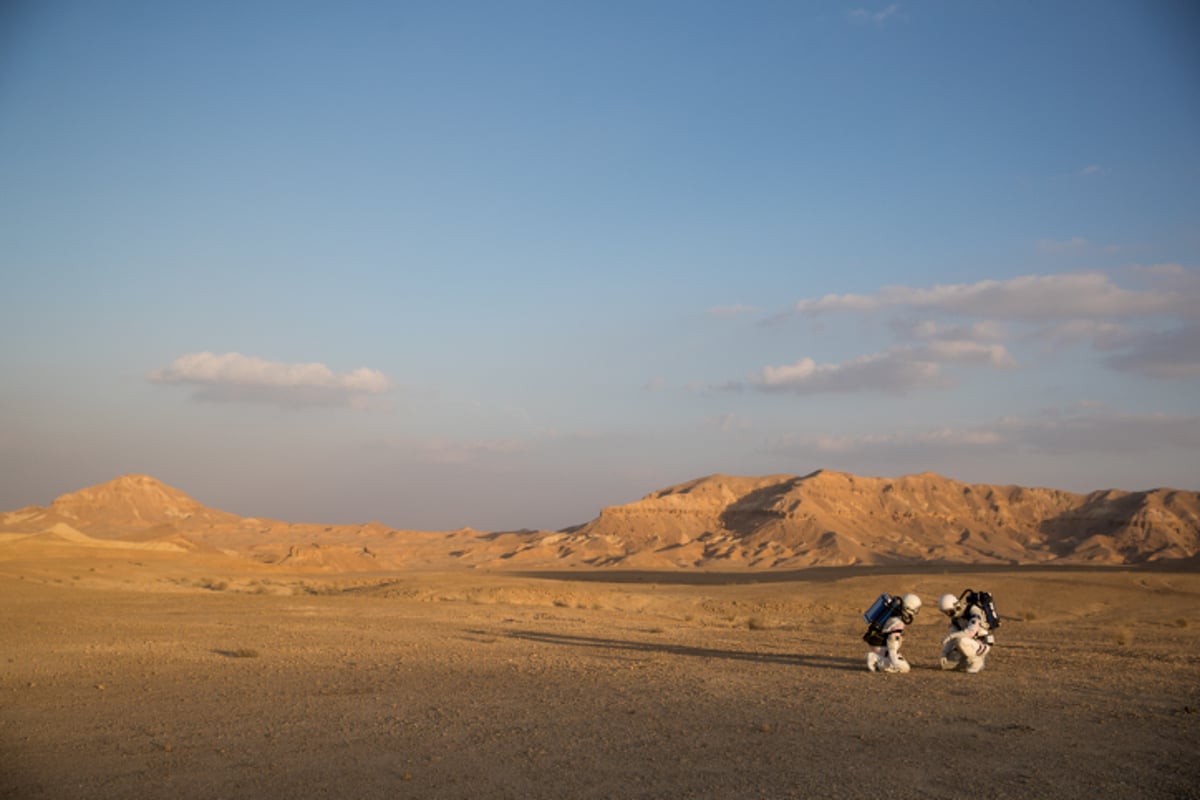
[956,588,1001,630]
[862,593,904,648]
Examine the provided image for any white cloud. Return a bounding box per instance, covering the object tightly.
[741,268,1200,396]
[848,4,901,24]
[769,409,1200,458]
[996,409,1200,454]
[1101,324,1200,379]
[149,351,392,408]
[644,376,667,392]
[752,339,1015,395]
[1131,263,1200,294]
[910,340,1017,368]
[1078,164,1106,177]
[754,351,944,395]
[1029,320,1134,350]
[890,319,1007,342]
[792,271,1194,321]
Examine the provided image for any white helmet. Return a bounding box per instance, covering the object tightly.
[938,593,958,615]
[902,593,921,613]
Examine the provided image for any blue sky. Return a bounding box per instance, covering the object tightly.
[2,1,1198,530]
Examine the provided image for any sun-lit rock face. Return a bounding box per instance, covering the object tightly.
[2,475,220,537]
[566,471,1200,568]
[29,474,243,537]
[1,471,1197,570]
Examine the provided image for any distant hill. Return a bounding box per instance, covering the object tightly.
[1,471,1197,570]
[0,474,430,569]
[553,470,1200,568]
[4,473,245,537]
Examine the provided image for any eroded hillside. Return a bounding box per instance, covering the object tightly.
[2,471,1197,570]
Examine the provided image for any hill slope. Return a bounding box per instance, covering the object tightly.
[555,470,1200,568]
[2,471,1197,569]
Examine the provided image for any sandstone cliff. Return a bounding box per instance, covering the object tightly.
[561,470,1199,567]
[2,471,1197,569]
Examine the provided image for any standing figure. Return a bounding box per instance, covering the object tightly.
[862,592,922,673]
[938,589,999,673]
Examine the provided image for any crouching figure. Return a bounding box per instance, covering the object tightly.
[862,592,921,673]
[938,589,1000,673]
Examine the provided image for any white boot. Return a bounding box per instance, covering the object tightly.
[956,637,989,673]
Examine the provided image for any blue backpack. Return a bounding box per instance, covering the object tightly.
[862,593,902,646]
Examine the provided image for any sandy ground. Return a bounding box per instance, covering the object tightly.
[1,554,1198,799]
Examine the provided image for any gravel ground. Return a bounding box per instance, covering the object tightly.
[2,567,1198,799]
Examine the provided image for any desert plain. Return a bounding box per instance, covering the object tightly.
[2,473,1199,799]
[2,554,1198,799]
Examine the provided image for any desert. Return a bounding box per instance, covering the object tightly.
[8,4,1199,798]
[2,474,1199,799]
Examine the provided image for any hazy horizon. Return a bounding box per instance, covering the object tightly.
[2,2,1198,530]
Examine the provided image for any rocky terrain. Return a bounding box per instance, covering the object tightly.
[3,564,1199,800]
[557,471,1200,567]
[2,474,1198,799]
[2,471,1197,571]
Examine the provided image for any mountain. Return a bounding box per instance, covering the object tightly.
[26,473,244,536]
[1,471,1197,569]
[0,475,508,570]
[554,470,1200,568]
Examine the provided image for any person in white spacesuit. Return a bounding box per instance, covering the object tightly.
[938,590,998,673]
[864,593,921,673]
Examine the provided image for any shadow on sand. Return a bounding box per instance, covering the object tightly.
[489,629,863,672]
[211,648,261,659]
[511,563,1152,587]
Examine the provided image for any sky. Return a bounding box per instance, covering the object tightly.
[1,1,1198,531]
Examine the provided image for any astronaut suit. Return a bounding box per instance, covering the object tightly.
[939,592,995,673]
[866,593,920,673]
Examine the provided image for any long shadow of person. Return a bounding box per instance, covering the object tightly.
[482,629,862,672]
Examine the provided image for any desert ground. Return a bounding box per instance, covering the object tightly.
[2,547,1198,800]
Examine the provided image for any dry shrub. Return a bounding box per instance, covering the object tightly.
[1114,626,1134,647]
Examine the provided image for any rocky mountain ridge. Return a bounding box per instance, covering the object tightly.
[551,471,1199,567]
[2,471,1197,570]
